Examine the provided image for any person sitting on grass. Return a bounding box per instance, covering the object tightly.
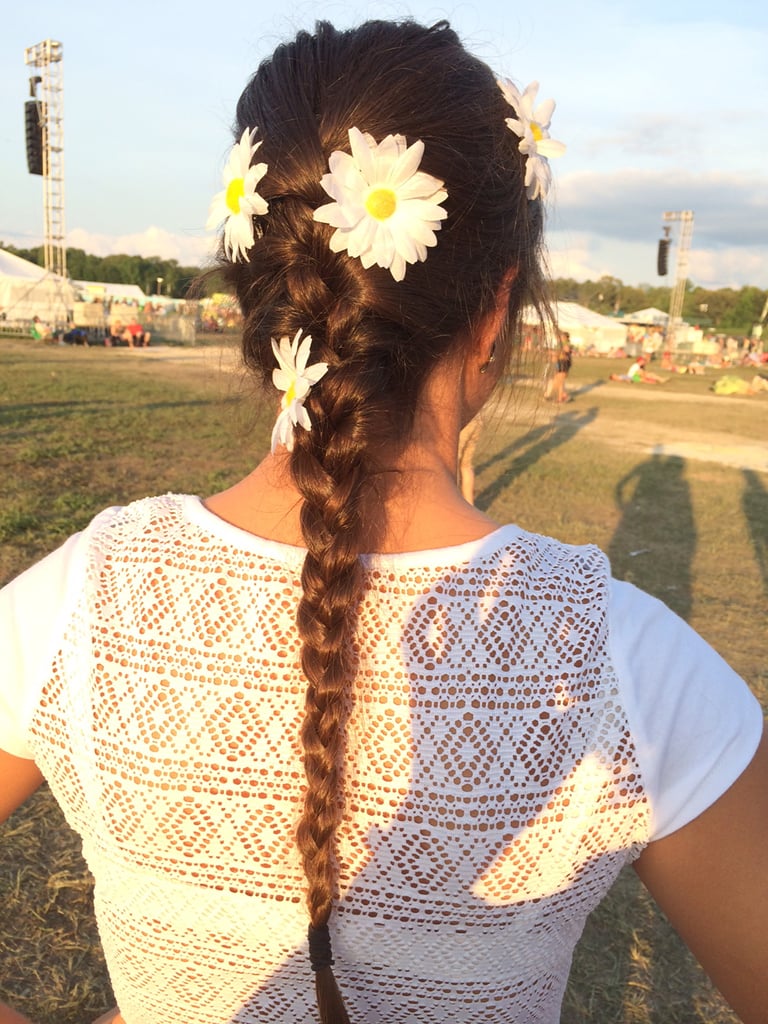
[610,354,667,384]
[29,316,53,342]
[122,319,151,348]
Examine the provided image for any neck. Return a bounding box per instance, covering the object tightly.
[205,354,500,553]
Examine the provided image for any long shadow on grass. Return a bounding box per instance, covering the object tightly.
[568,379,607,399]
[608,453,695,620]
[474,407,598,512]
[742,469,768,596]
[0,399,218,432]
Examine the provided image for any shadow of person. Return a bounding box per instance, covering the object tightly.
[608,453,696,621]
[742,469,768,597]
[475,407,599,512]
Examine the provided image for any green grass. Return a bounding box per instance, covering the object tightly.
[0,340,766,1023]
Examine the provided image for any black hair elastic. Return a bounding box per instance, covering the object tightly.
[308,923,334,972]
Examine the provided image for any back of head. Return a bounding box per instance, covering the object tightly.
[211,20,550,1023]
[221,19,546,425]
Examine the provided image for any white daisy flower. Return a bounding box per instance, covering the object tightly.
[270,329,329,453]
[207,127,269,261]
[498,79,566,201]
[313,127,448,282]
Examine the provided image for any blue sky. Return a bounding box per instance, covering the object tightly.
[1,0,766,289]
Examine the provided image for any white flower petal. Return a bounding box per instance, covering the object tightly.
[533,98,555,129]
[208,126,268,261]
[536,138,566,159]
[348,127,377,184]
[314,126,448,280]
[206,191,229,229]
[398,197,449,222]
[389,253,407,282]
[387,138,424,186]
[294,402,312,431]
[271,408,294,452]
[292,379,311,402]
[268,330,327,449]
[500,79,564,202]
[295,334,314,374]
[224,215,255,262]
[505,116,525,137]
[304,362,329,385]
[272,367,293,391]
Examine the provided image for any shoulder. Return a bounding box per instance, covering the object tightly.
[1,494,198,608]
[502,526,609,589]
[85,493,193,545]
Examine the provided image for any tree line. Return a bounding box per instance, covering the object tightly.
[3,242,765,334]
[1,243,203,300]
[553,275,767,336]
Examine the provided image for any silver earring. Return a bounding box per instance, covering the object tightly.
[479,342,497,374]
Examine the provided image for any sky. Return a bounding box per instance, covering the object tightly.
[1,0,766,291]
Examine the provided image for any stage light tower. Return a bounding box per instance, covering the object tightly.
[24,39,67,280]
[661,210,694,349]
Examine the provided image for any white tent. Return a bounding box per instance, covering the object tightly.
[621,307,669,326]
[525,301,628,353]
[0,249,76,324]
[74,280,147,304]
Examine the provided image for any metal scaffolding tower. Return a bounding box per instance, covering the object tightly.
[25,39,67,280]
[662,210,694,349]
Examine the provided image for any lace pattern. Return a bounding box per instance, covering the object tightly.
[29,494,650,1023]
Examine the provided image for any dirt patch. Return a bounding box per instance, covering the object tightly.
[538,384,768,475]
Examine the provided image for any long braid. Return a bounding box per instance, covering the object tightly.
[291,302,384,1024]
[214,19,551,1024]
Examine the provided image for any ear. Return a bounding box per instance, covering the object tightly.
[474,266,519,372]
[460,268,519,424]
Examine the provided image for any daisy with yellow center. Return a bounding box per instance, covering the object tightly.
[313,127,448,282]
[207,127,268,262]
[498,79,566,201]
[270,329,329,453]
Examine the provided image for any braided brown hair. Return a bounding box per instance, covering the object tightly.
[215,20,548,1023]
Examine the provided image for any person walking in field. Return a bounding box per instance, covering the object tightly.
[544,329,573,402]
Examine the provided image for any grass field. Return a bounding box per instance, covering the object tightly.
[1,338,766,1023]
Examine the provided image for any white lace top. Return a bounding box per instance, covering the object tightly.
[0,494,761,1024]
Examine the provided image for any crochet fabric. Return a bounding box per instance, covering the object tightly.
[28,495,651,1024]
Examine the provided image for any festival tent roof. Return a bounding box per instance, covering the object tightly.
[621,307,669,325]
[0,248,75,323]
[0,248,49,281]
[74,280,147,304]
[524,301,628,352]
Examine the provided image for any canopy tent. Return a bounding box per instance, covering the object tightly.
[525,301,628,353]
[621,307,669,326]
[74,280,148,304]
[0,249,75,324]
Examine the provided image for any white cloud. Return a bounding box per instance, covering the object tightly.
[688,247,768,290]
[553,169,768,249]
[547,229,768,290]
[65,226,215,267]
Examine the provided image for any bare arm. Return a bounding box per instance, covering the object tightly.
[0,1004,37,1024]
[0,749,43,824]
[0,751,45,1023]
[634,723,768,1024]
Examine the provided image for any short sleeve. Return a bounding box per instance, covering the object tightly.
[609,578,764,841]
[0,508,123,758]
[0,533,90,757]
